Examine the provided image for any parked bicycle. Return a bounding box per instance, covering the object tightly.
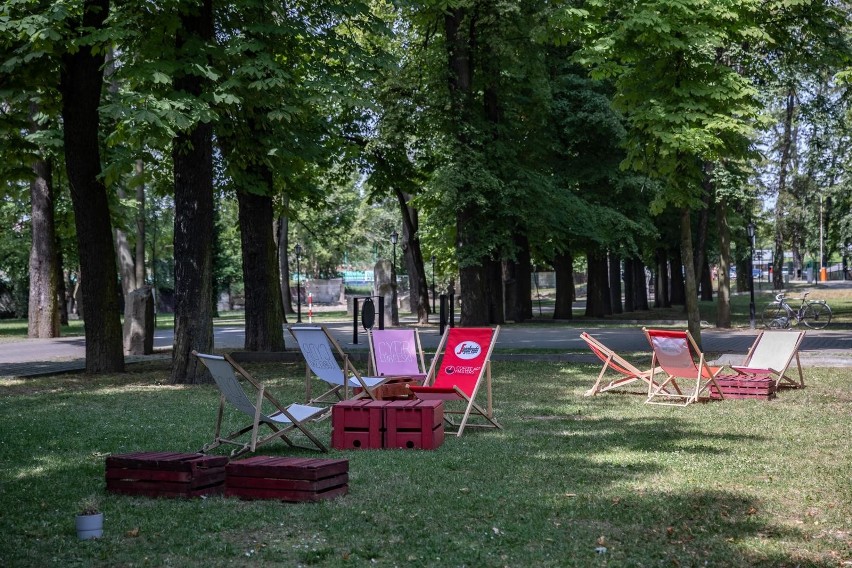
[761,292,832,329]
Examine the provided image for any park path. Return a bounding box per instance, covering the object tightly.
[1,322,850,377]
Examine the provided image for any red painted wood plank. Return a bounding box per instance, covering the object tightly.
[225,484,348,502]
[226,473,348,492]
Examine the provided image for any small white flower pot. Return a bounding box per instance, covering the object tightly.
[75,512,103,540]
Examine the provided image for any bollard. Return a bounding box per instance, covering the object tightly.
[439,294,447,337]
[353,298,360,344]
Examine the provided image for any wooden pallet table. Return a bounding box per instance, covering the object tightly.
[331,399,384,449]
[105,451,227,498]
[384,400,444,450]
[710,375,776,400]
[226,456,349,502]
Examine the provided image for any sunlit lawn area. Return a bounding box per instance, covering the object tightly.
[1,361,849,566]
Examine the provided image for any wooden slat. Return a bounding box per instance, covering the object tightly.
[226,473,348,492]
[225,484,348,502]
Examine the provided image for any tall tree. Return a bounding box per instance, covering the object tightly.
[59,0,125,371]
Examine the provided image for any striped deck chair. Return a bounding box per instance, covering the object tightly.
[730,330,806,389]
[580,332,664,396]
[193,352,328,457]
[408,326,501,437]
[289,325,391,404]
[643,328,725,406]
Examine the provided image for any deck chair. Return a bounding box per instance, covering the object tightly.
[730,330,806,389]
[643,328,726,406]
[193,351,328,457]
[408,326,501,437]
[289,325,391,404]
[367,328,427,383]
[580,332,665,396]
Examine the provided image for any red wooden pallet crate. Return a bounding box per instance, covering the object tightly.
[710,375,776,400]
[105,451,227,498]
[226,456,349,502]
[384,400,444,450]
[331,400,384,449]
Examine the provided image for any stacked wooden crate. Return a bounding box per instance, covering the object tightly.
[225,456,349,502]
[105,451,227,498]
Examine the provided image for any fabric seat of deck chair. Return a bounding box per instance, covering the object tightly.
[730,330,806,389]
[580,332,665,396]
[643,328,726,406]
[367,328,428,383]
[408,326,501,437]
[289,325,390,404]
[193,352,328,457]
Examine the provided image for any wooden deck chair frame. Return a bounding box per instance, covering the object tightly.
[289,325,391,404]
[366,328,427,382]
[580,332,665,396]
[731,330,806,389]
[408,326,501,437]
[193,351,328,457]
[643,328,725,406]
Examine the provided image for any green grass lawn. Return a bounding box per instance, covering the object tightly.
[1,361,849,567]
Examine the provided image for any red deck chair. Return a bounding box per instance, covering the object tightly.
[580,332,664,396]
[408,327,501,437]
[643,328,725,406]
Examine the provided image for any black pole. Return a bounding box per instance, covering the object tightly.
[353,298,359,344]
[448,290,455,328]
[748,226,756,329]
[296,253,302,323]
[378,296,385,329]
[431,255,436,315]
[439,294,447,336]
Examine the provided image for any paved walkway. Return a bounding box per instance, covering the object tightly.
[1,322,849,378]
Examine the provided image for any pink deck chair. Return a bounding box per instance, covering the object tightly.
[643,328,725,406]
[367,328,427,383]
[408,326,501,437]
[580,332,665,396]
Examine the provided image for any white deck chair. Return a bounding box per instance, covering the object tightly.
[289,325,391,404]
[193,352,328,457]
[730,330,806,389]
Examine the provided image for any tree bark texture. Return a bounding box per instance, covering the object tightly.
[237,186,285,351]
[28,155,61,338]
[680,208,702,347]
[134,159,146,286]
[114,185,137,297]
[585,249,610,318]
[395,189,430,323]
[773,89,795,290]
[715,200,732,328]
[631,257,649,311]
[654,249,671,308]
[608,252,623,314]
[553,250,574,320]
[59,0,125,372]
[171,0,215,383]
[277,213,294,316]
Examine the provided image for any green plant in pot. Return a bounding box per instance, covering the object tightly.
[75,495,103,540]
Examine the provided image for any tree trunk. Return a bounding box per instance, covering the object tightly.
[394,189,429,323]
[134,160,146,287]
[28,153,61,338]
[171,0,214,384]
[680,208,702,347]
[608,252,623,314]
[585,249,610,318]
[654,249,671,308]
[773,89,795,291]
[553,250,574,319]
[700,256,713,302]
[694,166,713,301]
[631,258,649,311]
[715,200,732,328]
[516,237,533,320]
[484,258,504,324]
[114,186,137,297]
[277,213,294,316]
[59,0,124,372]
[670,247,686,305]
[623,257,635,312]
[238,185,285,351]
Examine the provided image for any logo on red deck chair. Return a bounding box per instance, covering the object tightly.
[454,341,482,360]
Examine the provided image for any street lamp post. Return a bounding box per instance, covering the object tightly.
[295,243,302,323]
[747,223,756,329]
[430,254,436,316]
